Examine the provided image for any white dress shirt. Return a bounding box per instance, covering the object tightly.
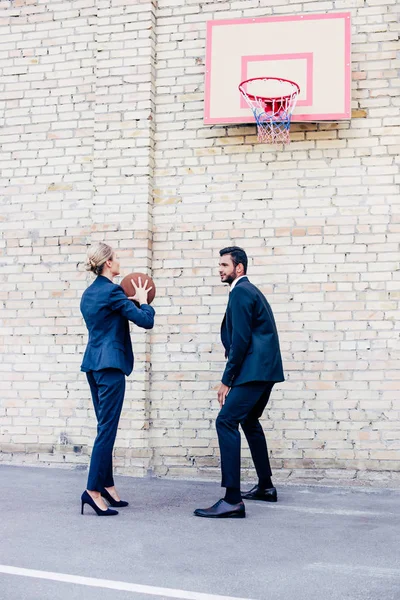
[229,275,246,292]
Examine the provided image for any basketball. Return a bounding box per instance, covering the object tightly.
[120,272,156,307]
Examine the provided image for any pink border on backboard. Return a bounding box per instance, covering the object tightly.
[240,53,314,109]
[204,12,351,123]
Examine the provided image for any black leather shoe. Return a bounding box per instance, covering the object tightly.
[241,485,278,502]
[194,499,245,518]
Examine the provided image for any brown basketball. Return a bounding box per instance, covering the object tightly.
[120,272,156,307]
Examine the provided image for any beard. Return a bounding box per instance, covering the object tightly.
[222,268,238,285]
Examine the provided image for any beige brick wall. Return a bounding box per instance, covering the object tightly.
[1,0,399,484]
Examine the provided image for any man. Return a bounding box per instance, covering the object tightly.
[194,247,284,519]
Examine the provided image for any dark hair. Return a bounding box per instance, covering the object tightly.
[219,246,248,274]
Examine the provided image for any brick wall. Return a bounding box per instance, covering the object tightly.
[1,0,399,485]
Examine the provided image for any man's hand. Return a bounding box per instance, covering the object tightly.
[218,383,230,408]
[128,276,153,306]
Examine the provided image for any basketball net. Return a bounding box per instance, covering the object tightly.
[239,77,300,145]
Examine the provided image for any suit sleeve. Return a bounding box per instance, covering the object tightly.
[221,288,253,387]
[109,285,155,330]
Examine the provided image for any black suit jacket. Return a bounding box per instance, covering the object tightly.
[220,277,284,387]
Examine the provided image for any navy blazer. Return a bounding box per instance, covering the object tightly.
[80,275,155,376]
[221,277,284,387]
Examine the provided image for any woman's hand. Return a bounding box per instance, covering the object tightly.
[128,276,153,306]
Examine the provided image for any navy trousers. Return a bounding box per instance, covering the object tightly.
[216,381,275,489]
[86,368,125,491]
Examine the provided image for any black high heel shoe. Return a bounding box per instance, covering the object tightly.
[81,490,119,516]
[101,487,129,508]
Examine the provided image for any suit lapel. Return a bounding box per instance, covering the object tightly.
[222,277,248,350]
[220,277,249,356]
[220,311,230,357]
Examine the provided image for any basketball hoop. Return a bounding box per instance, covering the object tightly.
[239,77,300,145]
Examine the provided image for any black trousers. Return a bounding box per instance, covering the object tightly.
[86,368,125,491]
[216,381,275,489]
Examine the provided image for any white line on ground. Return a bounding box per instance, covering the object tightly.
[307,563,400,579]
[0,565,255,600]
[253,504,397,517]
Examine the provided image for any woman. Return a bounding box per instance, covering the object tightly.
[80,242,155,516]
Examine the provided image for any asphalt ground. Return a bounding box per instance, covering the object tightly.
[0,465,399,600]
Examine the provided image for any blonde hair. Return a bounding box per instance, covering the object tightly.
[85,242,114,276]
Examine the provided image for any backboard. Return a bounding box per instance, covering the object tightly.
[204,13,351,124]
